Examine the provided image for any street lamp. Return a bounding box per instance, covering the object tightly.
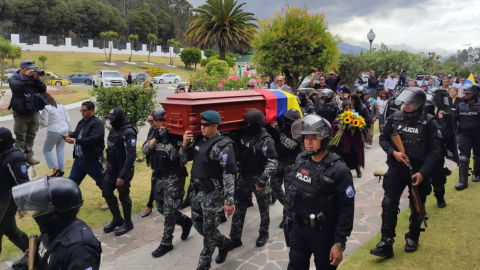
[367,29,376,51]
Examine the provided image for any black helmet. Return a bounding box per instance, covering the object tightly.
[153,109,166,121]
[297,91,307,100]
[462,84,480,95]
[0,127,15,152]
[283,109,301,125]
[425,93,436,115]
[319,89,334,99]
[355,86,366,94]
[244,109,265,126]
[13,177,83,218]
[395,87,426,110]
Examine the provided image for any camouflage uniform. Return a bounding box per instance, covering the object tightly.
[179,132,237,270]
[230,131,278,240]
[143,138,190,246]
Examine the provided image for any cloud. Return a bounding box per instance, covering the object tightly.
[462,43,472,46]
[188,0,480,55]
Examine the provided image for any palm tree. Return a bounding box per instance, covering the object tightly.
[147,33,157,63]
[0,40,13,86]
[7,45,21,67]
[167,38,182,65]
[38,55,48,69]
[128,34,139,62]
[100,31,119,63]
[185,0,257,60]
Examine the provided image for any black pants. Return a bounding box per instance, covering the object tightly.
[431,157,447,199]
[381,161,431,239]
[0,197,29,254]
[146,172,155,208]
[102,168,134,223]
[458,128,480,158]
[288,221,336,270]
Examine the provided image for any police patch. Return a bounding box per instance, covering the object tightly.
[85,268,93,270]
[131,139,136,146]
[437,129,443,139]
[21,165,27,174]
[262,145,268,155]
[221,153,228,162]
[346,185,355,198]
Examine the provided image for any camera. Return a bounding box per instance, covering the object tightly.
[34,69,45,76]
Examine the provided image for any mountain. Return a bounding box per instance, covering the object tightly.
[337,43,369,55]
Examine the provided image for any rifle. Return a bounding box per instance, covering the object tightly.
[391,134,428,228]
[28,234,38,270]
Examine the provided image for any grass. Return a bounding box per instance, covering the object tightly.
[0,156,192,261]
[54,86,91,105]
[339,169,480,270]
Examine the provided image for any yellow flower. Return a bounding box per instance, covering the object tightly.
[353,119,360,127]
[344,117,352,124]
[347,111,353,117]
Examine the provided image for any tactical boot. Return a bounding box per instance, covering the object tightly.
[455,155,470,190]
[230,238,243,250]
[370,237,394,258]
[434,189,447,208]
[279,219,285,229]
[181,218,193,240]
[215,238,232,264]
[103,218,124,233]
[256,233,269,247]
[356,165,362,178]
[114,221,134,236]
[404,232,419,252]
[26,158,40,166]
[152,244,173,258]
[472,156,480,182]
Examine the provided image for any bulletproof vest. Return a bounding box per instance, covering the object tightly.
[286,152,342,225]
[317,102,338,123]
[0,148,22,197]
[273,125,300,163]
[392,111,431,160]
[151,143,182,174]
[106,124,136,165]
[458,101,480,130]
[10,74,44,113]
[385,99,401,119]
[239,129,270,175]
[190,135,226,180]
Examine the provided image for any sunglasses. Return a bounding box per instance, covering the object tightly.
[201,122,213,127]
[79,109,91,113]
[148,120,154,123]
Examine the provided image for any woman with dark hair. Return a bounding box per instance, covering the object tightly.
[376,90,390,129]
[127,72,133,85]
[38,93,71,177]
[141,111,159,217]
[350,93,371,130]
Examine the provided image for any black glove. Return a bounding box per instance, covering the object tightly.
[158,128,169,143]
[153,129,160,141]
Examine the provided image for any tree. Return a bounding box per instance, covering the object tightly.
[99,31,119,63]
[361,44,423,78]
[38,55,47,69]
[167,38,182,65]
[337,54,366,88]
[128,34,139,62]
[12,0,38,32]
[127,3,158,42]
[204,49,218,58]
[147,33,157,63]
[32,0,68,35]
[185,0,257,60]
[0,39,13,86]
[180,47,202,69]
[7,45,21,67]
[252,5,340,93]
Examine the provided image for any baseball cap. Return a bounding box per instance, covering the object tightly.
[20,60,36,69]
[366,90,371,94]
[105,107,124,120]
[177,83,185,90]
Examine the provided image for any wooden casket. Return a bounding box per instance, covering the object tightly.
[161,90,267,136]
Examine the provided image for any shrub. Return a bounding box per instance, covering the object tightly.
[145,67,167,77]
[91,83,157,131]
[205,60,229,77]
[180,47,202,69]
[225,56,234,68]
[204,49,218,58]
[200,56,218,67]
[190,67,263,91]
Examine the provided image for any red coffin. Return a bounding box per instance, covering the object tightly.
[160,91,266,136]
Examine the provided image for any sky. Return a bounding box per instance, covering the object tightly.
[188,0,480,56]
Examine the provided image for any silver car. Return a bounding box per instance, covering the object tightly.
[152,73,181,84]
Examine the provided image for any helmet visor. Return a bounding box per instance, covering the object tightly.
[291,114,331,140]
[12,177,53,217]
[395,89,423,109]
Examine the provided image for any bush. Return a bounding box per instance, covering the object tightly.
[91,83,157,131]
[190,67,262,91]
[146,67,167,77]
[204,49,218,59]
[225,56,235,68]
[205,60,229,77]
[180,47,202,69]
[200,56,218,67]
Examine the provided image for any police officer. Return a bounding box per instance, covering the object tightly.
[0,128,29,256]
[380,93,401,130]
[12,177,101,270]
[371,87,441,257]
[103,108,137,236]
[230,109,278,249]
[285,114,354,269]
[317,89,340,123]
[142,109,193,258]
[297,91,315,115]
[179,110,237,270]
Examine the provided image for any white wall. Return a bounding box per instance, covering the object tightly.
[10,34,206,59]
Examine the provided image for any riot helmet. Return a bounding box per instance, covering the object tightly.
[462,84,480,100]
[319,89,334,103]
[395,87,426,114]
[0,127,15,153]
[291,114,332,154]
[152,109,166,121]
[355,86,366,95]
[425,93,436,116]
[244,109,265,126]
[283,109,302,126]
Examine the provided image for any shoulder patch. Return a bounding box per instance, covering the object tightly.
[21,164,27,174]
[346,185,355,199]
[262,145,268,155]
[131,139,136,146]
[221,153,228,162]
[437,129,443,139]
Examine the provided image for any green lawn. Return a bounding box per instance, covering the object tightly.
[55,86,91,104]
[0,157,192,261]
[339,169,480,270]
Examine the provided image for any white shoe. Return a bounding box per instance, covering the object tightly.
[101,201,109,210]
[366,144,371,149]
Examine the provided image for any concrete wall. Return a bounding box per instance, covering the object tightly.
[11,34,205,59]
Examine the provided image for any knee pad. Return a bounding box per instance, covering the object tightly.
[460,155,470,164]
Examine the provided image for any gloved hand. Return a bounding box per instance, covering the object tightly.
[256,174,268,189]
[153,129,160,141]
[157,128,169,143]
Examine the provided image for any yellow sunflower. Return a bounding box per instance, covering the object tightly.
[347,111,353,117]
[352,119,360,127]
[344,117,352,124]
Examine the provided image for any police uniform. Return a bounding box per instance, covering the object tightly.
[179,111,237,270]
[455,84,480,190]
[103,108,137,236]
[143,111,193,257]
[285,114,354,270]
[298,91,315,116]
[230,110,278,247]
[0,128,29,255]
[317,89,340,123]
[372,88,442,257]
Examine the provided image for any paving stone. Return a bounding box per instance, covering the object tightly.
[144,225,164,242]
[352,223,369,233]
[130,227,150,240]
[239,251,257,261]
[344,241,362,256]
[101,235,121,248]
[263,263,280,270]
[249,253,267,266]
[115,236,134,245]
[102,246,116,255]
[226,260,245,270]
[365,222,381,234]
[268,242,285,251]
[356,205,382,215]
[101,253,117,263]
[268,251,289,261]
[352,232,374,243]
[238,262,259,270]
[276,260,289,270]
[115,240,146,256]
[135,218,156,228]
[365,214,382,224]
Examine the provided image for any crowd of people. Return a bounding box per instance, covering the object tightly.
[1,60,480,269]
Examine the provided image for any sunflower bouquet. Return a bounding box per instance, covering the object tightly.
[330,111,367,146]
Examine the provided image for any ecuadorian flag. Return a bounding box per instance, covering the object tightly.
[464,73,475,85]
[255,89,303,124]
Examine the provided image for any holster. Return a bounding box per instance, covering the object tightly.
[283,210,292,247]
[193,177,223,193]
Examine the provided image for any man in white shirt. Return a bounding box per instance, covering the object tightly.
[384,71,399,97]
[276,75,293,94]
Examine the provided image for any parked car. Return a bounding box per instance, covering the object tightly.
[92,70,126,87]
[152,73,181,84]
[3,69,19,83]
[66,73,93,85]
[45,72,72,86]
[131,73,148,84]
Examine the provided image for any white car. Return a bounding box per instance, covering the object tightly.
[152,73,181,84]
[92,70,127,87]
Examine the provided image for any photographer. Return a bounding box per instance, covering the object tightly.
[9,60,47,165]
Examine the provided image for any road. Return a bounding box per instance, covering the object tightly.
[0,83,178,164]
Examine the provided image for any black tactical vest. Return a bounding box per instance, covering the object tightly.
[458,101,480,130]
[392,111,431,160]
[239,129,270,175]
[190,135,226,180]
[0,148,22,197]
[317,102,338,123]
[286,152,342,225]
[106,124,136,165]
[272,125,300,163]
[151,145,182,174]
